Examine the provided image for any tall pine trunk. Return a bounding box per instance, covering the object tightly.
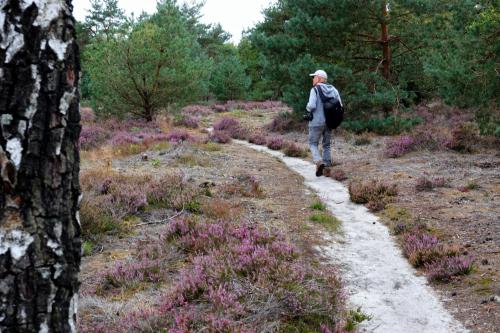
[0,1,81,332]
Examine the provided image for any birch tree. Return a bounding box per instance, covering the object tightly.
[0,0,81,331]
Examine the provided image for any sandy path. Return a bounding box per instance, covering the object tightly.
[236,140,468,333]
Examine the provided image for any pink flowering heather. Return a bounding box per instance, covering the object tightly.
[267,136,285,150]
[180,104,213,116]
[209,130,231,144]
[79,124,109,150]
[265,114,295,133]
[284,142,308,157]
[249,134,267,145]
[175,115,200,129]
[425,255,474,282]
[384,135,416,158]
[213,117,240,131]
[402,229,458,269]
[166,129,192,143]
[80,107,96,123]
[84,217,346,332]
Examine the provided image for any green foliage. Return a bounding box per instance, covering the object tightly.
[86,8,211,120]
[309,212,341,231]
[310,200,326,211]
[249,0,498,124]
[209,52,251,101]
[343,115,423,135]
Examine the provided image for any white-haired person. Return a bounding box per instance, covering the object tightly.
[303,69,342,176]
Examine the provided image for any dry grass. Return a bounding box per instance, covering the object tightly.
[200,198,242,220]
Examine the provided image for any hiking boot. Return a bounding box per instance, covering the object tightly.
[316,163,325,177]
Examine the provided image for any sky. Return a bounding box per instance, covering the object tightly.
[73,0,277,43]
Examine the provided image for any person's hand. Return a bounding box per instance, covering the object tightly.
[303,111,313,122]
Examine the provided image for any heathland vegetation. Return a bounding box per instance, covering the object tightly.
[76,1,499,332]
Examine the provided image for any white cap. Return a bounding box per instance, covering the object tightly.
[309,69,327,79]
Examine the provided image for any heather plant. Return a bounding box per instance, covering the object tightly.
[384,135,416,158]
[213,117,240,131]
[402,229,459,268]
[267,136,285,150]
[248,133,267,145]
[80,169,198,237]
[223,174,265,198]
[209,130,231,144]
[265,113,297,133]
[211,100,287,113]
[415,177,448,192]
[181,104,213,117]
[425,255,474,282]
[446,122,480,152]
[284,142,308,157]
[330,169,348,181]
[79,123,110,150]
[348,180,398,212]
[80,107,96,123]
[353,133,371,146]
[137,219,343,332]
[174,115,199,129]
[166,129,192,143]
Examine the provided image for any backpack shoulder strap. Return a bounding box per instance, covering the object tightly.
[315,85,325,101]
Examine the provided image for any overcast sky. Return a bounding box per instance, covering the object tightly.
[73,0,277,43]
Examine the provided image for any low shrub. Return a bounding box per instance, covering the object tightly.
[284,142,308,157]
[446,122,480,153]
[384,135,416,158]
[83,218,346,332]
[402,230,459,268]
[80,170,198,237]
[79,124,109,150]
[353,133,371,146]
[425,255,474,282]
[213,117,240,131]
[174,115,199,129]
[223,174,265,198]
[330,169,347,181]
[348,179,398,211]
[415,177,447,192]
[343,116,423,135]
[209,130,231,144]
[181,104,213,117]
[267,136,285,150]
[248,134,267,145]
[166,129,192,143]
[265,113,296,133]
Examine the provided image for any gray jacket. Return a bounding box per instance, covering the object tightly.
[306,83,342,127]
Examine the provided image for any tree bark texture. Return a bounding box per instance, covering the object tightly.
[0,1,81,332]
[380,0,391,80]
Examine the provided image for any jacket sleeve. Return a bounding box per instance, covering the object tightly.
[306,88,317,112]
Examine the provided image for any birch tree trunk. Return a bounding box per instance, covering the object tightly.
[0,0,81,332]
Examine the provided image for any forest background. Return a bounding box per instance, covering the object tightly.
[78,0,499,135]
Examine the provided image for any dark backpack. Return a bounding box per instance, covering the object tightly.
[315,86,344,129]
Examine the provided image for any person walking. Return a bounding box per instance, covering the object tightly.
[304,69,342,176]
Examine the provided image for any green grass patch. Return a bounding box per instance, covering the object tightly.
[309,212,341,231]
[82,241,94,256]
[310,201,327,211]
[176,153,210,167]
[199,142,222,152]
[345,308,371,331]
